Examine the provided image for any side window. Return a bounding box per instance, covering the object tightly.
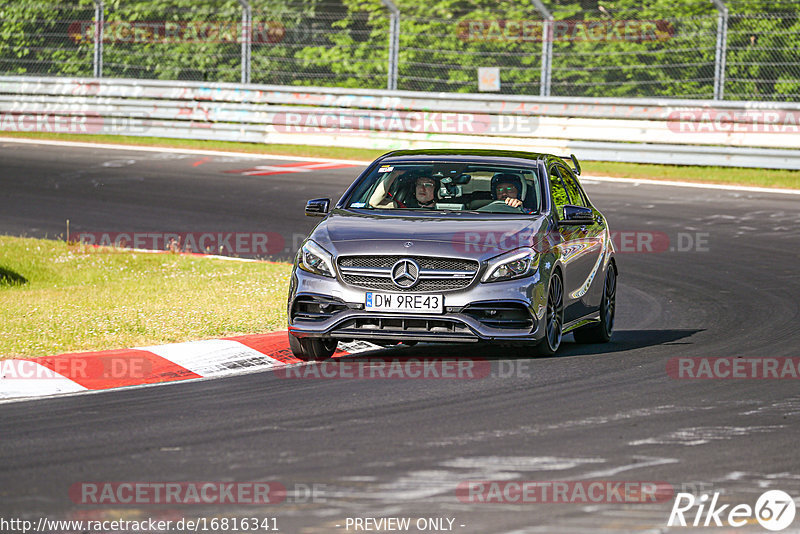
[557,166,587,208]
[521,171,541,212]
[548,166,570,219]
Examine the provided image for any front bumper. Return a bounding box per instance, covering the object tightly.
[288,269,547,344]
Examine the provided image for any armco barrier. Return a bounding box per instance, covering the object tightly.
[1,76,799,169]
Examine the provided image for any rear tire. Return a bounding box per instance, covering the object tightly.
[573,263,616,344]
[288,332,338,361]
[537,271,564,356]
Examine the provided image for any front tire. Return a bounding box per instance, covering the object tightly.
[573,263,616,344]
[537,271,564,356]
[288,332,338,361]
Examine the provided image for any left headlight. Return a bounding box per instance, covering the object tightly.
[482,248,539,283]
[298,240,335,278]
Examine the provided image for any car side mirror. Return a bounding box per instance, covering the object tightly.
[559,205,593,225]
[305,198,331,217]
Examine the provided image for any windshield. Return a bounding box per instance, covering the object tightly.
[346,162,541,214]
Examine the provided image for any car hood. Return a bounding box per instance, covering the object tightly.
[310,209,547,260]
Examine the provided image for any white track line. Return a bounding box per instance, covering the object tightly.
[127,247,271,263]
[1,137,797,195]
[580,175,800,196]
[0,137,372,165]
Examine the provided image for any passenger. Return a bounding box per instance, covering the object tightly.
[369,170,437,209]
[408,175,438,208]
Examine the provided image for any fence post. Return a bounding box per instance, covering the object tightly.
[711,0,728,100]
[92,0,103,78]
[381,0,400,90]
[238,0,252,84]
[530,0,552,97]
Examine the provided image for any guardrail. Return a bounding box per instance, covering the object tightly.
[1,76,799,169]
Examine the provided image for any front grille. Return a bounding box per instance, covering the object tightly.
[338,255,478,292]
[339,256,477,271]
[340,276,472,292]
[462,302,534,330]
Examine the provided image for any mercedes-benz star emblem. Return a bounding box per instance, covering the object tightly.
[391,259,420,289]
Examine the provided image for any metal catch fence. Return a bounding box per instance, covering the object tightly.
[0,0,798,101]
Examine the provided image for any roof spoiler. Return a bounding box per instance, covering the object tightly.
[563,154,581,176]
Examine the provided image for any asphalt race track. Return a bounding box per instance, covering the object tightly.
[0,141,359,260]
[1,140,799,533]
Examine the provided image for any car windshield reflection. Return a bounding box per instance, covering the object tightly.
[346,163,540,214]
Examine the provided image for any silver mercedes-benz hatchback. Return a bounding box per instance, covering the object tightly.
[287,149,617,361]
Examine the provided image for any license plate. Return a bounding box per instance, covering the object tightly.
[365,292,444,313]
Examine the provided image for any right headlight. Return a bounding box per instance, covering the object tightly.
[297,240,335,278]
[482,248,539,283]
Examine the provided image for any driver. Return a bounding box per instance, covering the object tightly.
[496,180,523,208]
[491,173,534,213]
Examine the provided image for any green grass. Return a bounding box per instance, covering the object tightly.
[0,236,293,359]
[585,161,800,190]
[3,130,799,190]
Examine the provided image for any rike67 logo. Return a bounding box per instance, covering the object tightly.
[668,490,796,531]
